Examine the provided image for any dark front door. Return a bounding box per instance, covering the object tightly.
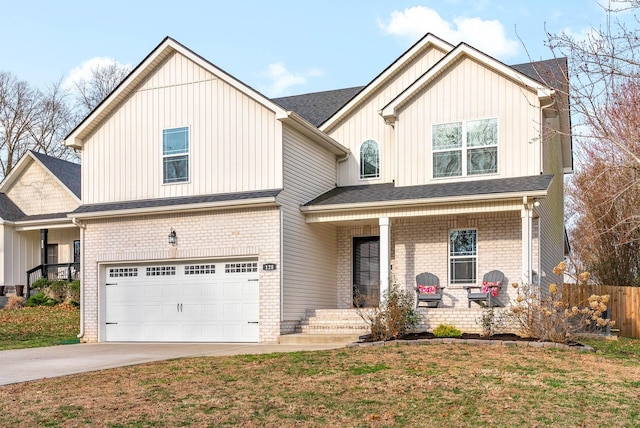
[353,237,380,307]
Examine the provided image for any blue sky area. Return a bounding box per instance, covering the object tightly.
[1,1,614,97]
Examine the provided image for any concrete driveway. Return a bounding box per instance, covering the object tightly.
[0,342,344,386]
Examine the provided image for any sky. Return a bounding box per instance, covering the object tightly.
[0,0,615,98]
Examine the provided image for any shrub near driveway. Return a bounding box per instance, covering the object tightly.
[1,340,639,427]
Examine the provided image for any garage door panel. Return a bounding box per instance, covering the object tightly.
[105,261,260,342]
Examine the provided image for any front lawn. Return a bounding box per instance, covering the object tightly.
[0,305,80,350]
[0,338,638,427]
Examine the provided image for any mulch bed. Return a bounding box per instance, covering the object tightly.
[358,332,587,348]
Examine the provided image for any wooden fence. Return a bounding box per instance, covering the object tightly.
[562,283,640,339]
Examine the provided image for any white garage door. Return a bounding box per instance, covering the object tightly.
[104,261,259,342]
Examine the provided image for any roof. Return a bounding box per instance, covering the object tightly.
[29,151,81,198]
[71,189,282,217]
[304,175,554,207]
[0,193,26,221]
[272,86,364,127]
[510,58,569,94]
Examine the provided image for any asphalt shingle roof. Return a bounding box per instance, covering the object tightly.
[73,189,282,214]
[272,86,364,127]
[30,151,81,198]
[305,175,554,207]
[0,193,26,221]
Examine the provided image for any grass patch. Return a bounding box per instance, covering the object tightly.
[0,305,80,350]
[1,341,639,427]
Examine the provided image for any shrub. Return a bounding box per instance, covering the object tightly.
[30,277,50,292]
[477,307,502,337]
[357,278,419,341]
[5,295,24,310]
[26,292,58,307]
[67,280,80,305]
[49,280,68,300]
[506,261,613,343]
[432,323,462,338]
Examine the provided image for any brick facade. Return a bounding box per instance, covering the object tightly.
[336,213,522,310]
[80,206,282,343]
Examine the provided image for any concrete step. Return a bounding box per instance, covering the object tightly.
[279,333,363,345]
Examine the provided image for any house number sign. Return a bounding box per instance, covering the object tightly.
[263,263,277,271]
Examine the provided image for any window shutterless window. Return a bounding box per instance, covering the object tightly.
[360,140,380,179]
[162,127,189,183]
[449,229,477,284]
[432,118,497,178]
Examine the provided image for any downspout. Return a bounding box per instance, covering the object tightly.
[71,218,86,339]
[279,206,284,324]
[539,95,557,174]
[336,152,350,185]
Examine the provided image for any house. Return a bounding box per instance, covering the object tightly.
[60,34,571,343]
[0,151,81,297]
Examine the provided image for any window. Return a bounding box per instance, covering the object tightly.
[449,229,477,284]
[225,262,258,273]
[146,266,176,276]
[73,240,80,264]
[433,118,497,178]
[109,267,138,277]
[360,140,380,179]
[162,127,189,183]
[46,244,58,265]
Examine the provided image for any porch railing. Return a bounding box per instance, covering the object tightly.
[26,263,80,299]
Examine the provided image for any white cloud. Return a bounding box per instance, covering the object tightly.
[378,6,520,59]
[262,62,324,97]
[62,56,130,90]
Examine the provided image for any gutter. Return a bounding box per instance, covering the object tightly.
[69,197,280,220]
[300,189,549,214]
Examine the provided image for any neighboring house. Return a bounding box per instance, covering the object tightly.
[0,151,81,294]
[62,34,571,343]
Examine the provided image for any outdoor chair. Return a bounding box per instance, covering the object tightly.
[415,272,445,308]
[465,270,505,308]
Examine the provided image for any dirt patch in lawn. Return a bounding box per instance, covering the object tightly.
[1,341,638,427]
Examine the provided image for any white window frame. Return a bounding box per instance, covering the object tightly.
[359,139,380,180]
[162,126,190,184]
[432,118,498,178]
[448,228,478,285]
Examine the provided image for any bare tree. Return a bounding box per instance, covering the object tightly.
[0,72,38,178]
[27,80,76,161]
[548,1,640,284]
[73,60,131,116]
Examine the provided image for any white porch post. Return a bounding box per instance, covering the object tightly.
[521,198,533,285]
[379,217,391,301]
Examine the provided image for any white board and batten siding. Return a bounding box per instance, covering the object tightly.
[81,51,283,205]
[103,260,259,342]
[328,45,448,186]
[395,56,542,187]
[0,228,39,286]
[279,126,339,320]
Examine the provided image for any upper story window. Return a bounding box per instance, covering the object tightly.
[432,118,497,178]
[163,127,189,184]
[360,139,380,179]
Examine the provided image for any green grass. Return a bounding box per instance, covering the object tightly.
[0,305,80,350]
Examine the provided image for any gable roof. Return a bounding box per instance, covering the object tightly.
[29,151,81,198]
[0,151,81,202]
[272,86,364,127]
[303,175,554,211]
[319,33,454,131]
[64,37,348,156]
[380,43,554,122]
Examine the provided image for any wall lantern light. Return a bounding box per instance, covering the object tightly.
[168,228,178,245]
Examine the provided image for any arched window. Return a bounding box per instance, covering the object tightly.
[360,140,380,179]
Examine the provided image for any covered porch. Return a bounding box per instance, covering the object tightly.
[299,175,551,321]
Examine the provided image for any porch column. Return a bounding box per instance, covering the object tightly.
[379,217,390,301]
[40,229,48,277]
[521,202,533,285]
